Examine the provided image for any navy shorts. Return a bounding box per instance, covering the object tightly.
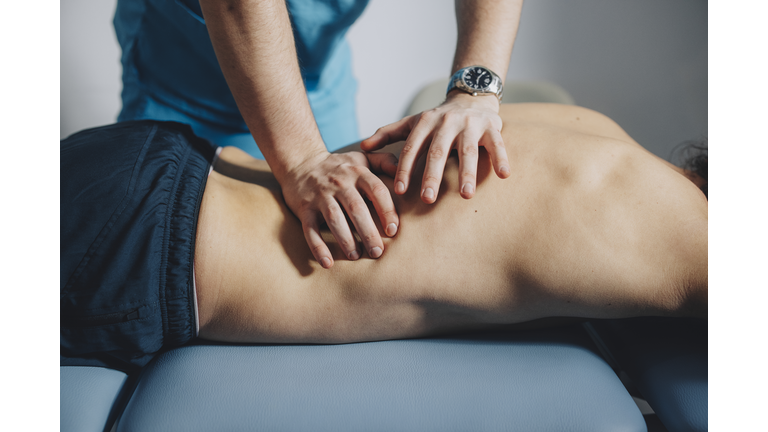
[60,121,217,371]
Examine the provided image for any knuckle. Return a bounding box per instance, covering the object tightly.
[381,208,398,219]
[361,232,378,245]
[350,165,367,176]
[443,111,462,124]
[427,147,445,161]
[347,199,368,215]
[328,175,344,188]
[461,171,477,182]
[371,183,389,197]
[338,238,356,250]
[460,144,478,158]
[299,208,316,223]
[318,184,333,196]
[420,110,437,122]
[325,205,343,225]
[401,143,417,155]
[423,174,441,185]
[309,243,326,256]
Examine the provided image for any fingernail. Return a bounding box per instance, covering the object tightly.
[370,246,383,258]
[320,257,332,268]
[348,250,360,261]
[386,223,398,237]
[461,183,474,196]
[395,181,406,194]
[422,187,435,200]
[500,166,510,177]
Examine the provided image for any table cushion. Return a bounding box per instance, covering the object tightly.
[61,366,128,432]
[588,318,707,432]
[117,326,644,431]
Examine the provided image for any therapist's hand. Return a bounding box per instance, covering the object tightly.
[281,151,399,269]
[360,92,510,204]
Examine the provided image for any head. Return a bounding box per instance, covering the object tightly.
[674,137,708,199]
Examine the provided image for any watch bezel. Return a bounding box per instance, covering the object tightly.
[461,66,494,92]
[447,65,503,101]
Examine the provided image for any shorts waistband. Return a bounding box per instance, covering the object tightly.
[156,123,215,347]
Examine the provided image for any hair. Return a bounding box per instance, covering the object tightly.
[673,137,708,199]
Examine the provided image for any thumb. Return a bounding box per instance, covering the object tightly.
[360,115,416,151]
[365,153,398,178]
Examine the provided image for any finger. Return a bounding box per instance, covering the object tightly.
[336,186,385,258]
[420,127,459,204]
[482,129,511,178]
[357,169,399,238]
[320,198,361,261]
[366,152,398,178]
[457,131,480,199]
[360,116,416,151]
[394,115,436,195]
[301,214,334,269]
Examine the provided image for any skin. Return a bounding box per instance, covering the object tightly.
[198,0,523,268]
[193,104,707,344]
[361,0,523,204]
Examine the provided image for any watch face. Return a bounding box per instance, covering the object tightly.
[463,67,492,90]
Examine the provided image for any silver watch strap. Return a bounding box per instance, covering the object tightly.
[446,66,503,101]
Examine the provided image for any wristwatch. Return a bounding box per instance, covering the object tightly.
[446,66,503,101]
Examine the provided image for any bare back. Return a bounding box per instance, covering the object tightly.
[194,104,707,344]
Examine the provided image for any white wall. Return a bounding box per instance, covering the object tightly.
[61,0,707,159]
[348,0,707,159]
[504,0,707,158]
[60,0,122,140]
[347,0,457,138]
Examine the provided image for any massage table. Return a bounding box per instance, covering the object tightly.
[60,81,707,432]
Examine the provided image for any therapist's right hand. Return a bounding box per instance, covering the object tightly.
[280,151,400,269]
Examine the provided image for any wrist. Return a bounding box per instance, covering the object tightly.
[445,90,500,111]
[269,141,329,187]
[446,65,504,101]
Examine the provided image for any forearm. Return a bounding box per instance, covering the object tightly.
[198,0,326,183]
[360,0,522,202]
[452,0,523,79]
[201,1,398,268]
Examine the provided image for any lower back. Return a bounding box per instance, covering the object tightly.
[195,104,707,343]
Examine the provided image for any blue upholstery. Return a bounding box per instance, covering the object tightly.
[60,366,128,432]
[589,318,707,432]
[116,326,645,432]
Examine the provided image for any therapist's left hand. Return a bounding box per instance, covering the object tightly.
[360,92,510,204]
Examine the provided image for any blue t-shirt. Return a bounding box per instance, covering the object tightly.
[114,0,369,157]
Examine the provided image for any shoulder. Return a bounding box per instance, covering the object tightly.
[500,103,637,144]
